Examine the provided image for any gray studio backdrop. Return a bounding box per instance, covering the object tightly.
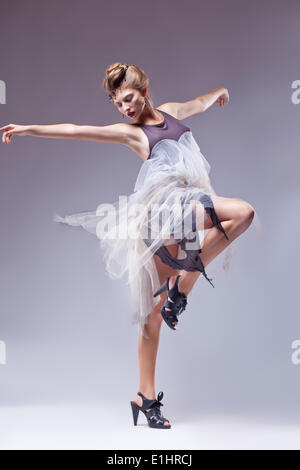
[0,0,299,421]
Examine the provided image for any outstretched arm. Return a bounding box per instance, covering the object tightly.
[0,122,131,145]
[161,87,230,120]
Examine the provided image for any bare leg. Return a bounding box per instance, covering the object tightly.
[131,196,255,418]
[166,196,255,302]
[132,244,181,426]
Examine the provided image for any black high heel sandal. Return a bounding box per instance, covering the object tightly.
[130,391,171,429]
[153,274,187,330]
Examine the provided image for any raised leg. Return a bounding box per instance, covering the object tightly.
[169,195,255,296]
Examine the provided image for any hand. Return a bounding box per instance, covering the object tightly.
[216,88,230,107]
[0,124,29,144]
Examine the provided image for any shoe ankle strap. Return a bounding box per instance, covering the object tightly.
[137,392,157,410]
[137,391,165,410]
[175,274,181,287]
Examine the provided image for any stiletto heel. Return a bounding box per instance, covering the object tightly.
[130,401,140,426]
[130,391,171,429]
[153,279,168,297]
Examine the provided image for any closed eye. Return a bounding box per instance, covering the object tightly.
[116,95,133,106]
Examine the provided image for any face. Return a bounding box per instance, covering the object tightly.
[113,87,146,120]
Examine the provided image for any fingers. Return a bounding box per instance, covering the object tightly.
[2,131,12,144]
[218,94,229,106]
[1,124,13,144]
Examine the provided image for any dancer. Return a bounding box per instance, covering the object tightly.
[0,63,260,429]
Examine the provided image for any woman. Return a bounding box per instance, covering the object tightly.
[0,63,260,429]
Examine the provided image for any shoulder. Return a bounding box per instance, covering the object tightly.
[107,122,140,143]
[112,122,147,159]
[156,103,181,119]
[157,102,194,120]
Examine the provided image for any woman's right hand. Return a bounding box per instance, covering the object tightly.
[0,124,29,144]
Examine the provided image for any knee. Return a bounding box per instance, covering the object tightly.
[237,202,255,229]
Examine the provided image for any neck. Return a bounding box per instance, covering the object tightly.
[132,106,160,125]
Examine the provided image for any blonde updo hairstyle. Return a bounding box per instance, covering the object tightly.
[102,62,154,107]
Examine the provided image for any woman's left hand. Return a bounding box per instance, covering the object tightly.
[216,88,230,107]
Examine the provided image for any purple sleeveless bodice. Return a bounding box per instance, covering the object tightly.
[133,109,191,159]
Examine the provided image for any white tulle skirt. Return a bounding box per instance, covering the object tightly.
[53,131,261,337]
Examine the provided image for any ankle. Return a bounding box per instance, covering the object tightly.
[137,389,156,400]
[177,276,189,296]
